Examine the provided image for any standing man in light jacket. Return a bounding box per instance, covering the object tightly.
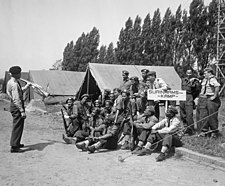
[7,66,31,153]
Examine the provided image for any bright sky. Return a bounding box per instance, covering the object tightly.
[0,0,212,79]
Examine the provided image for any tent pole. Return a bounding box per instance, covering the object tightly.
[87,65,90,95]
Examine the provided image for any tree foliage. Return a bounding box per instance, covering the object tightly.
[60,0,219,77]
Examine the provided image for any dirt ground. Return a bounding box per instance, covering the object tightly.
[1,99,225,186]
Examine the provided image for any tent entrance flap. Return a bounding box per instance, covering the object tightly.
[77,69,101,101]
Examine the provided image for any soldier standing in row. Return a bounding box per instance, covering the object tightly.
[119,70,131,91]
[180,69,201,136]
[146,71,169,119]
[197,67,221,138]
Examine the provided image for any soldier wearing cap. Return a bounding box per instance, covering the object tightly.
[180,69,201,136]
[7,66,31,153]
[100,100,113,118]
[139,69,150,92]
[98,89,111,107]
[146,70,169,119]
[137,106,182,161]
[197,67,221,138]
[130,76,140,96]
[131,106,158,154]
[62,93,92,144]
[119,70,132,91]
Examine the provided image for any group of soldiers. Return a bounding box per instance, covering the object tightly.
[61,66,221,162]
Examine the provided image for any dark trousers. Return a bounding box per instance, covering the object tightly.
[67,118,82,137]
[147,133,173,148]
[10,103,25,147]
[138,129,151,143]
[148,100,159,119]
[180,94,194,132]
[197,96,221,132]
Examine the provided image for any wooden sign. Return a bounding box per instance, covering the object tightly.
[147,89,186,101]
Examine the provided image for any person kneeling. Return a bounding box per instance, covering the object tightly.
[137,106,182,162]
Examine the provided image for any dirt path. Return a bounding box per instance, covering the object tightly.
[0,100,225,186]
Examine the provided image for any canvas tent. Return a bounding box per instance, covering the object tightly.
[77,63,181,101]
[29,70,85,104]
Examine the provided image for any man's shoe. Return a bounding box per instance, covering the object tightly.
[62,134,72,144]
[132,146,142,154]
[137,148,152,156]
[19,144,24,148]
[156,152,166,162]
[10,148,24,153]
[87,145,96,153]
[121,141,130,150]
[76,143,87,151]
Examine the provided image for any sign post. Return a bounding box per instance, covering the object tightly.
[147,89,186,116]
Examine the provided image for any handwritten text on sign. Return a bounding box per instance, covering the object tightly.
[147,89,186,101]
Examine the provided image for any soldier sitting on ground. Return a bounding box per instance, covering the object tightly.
[137,106,183,162]
[76,114,119,153]
[62,94,92,144]
[131,106,158,154]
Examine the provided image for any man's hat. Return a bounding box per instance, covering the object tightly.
[105,100,113,105]
[143,106,155,116]
[204,66,214,74]
[167,106,178,115]
[148,71,156,76]
[130,76,139,81]
[104,89,111,93]
[66,97,74,103]
[141,69,149,73]
[81,94,89,99]
[9,66,21,75]
[122,70,129,75]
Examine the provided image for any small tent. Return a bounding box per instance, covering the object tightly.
[77,63,181,101]
[29,70,85,104]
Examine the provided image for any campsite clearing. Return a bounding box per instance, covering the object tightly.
[0,99,225,186]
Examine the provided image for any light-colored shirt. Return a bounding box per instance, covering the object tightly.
[200,75,220,96]
[152,117,182,135]
[152,78,168,90]
[7,77,25,112]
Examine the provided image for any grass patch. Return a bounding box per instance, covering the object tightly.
[181,131,225,159]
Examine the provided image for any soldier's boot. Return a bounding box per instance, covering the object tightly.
[76,141,87,151]
[137,148,152,156]
[121,141,130,150]
[156,152,167,162]
[62,134,74,144]
[131,146,142,154]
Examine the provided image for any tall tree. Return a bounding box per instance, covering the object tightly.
[151,8,162,65]
[141,13,152,65]
[62,41,74,71]
[105,42,116,64]
[160,8,174,66]
[115,17,133,64]
[97,45,107,63]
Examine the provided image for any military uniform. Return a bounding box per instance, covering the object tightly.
[147,71,169,119]
[180,77,199,135]
[197,74,220,134]
[119,70,132,91]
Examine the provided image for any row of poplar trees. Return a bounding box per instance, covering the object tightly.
[61,0,218,77]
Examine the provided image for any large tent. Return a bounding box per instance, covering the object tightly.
[3,70,85,104]
[29,70,85,104]
[77,63,181,101]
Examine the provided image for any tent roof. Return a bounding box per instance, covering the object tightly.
[29,70,85,96]
[88,63,181,91]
